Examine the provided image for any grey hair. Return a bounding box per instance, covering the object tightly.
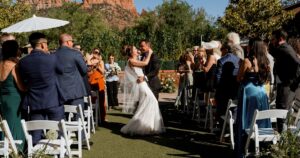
[227,32,241,45]
[193,46,200,50]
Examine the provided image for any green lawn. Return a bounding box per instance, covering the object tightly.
[83,103,233,158]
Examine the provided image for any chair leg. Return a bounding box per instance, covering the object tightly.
[79,126,82,158]
[205,105,209,128]
[91,111,96,134]
[87,108,91,139]
[210,105,214,133]
[83,124,90,150]
[184,88,188,114]
[229,118,235,149]
[192,89,198,119]
[220,117,227,142]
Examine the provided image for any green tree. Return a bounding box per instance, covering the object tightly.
[220,0,294,38]
[0,0,31,29]
[35,3,123,59]
[122,0,225,61]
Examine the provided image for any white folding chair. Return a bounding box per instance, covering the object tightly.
[245,109,288,156]
[91,91,100,126]
[84,96,96,138]
[64,104,86,157]
[192,88,206,122]
[290,98,300,127]
[21,119,72,158]
[219,99,238,149]
[64,104,90,152]
[0,120,21,158]
[204,92,217,132]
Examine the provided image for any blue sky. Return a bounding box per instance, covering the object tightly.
[134,0,229,18]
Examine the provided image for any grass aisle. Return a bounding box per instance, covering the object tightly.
[83,102,233,158]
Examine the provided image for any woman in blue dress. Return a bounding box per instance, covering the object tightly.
[234,39,271,157]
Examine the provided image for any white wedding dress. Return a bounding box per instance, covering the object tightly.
[121,64,165,135]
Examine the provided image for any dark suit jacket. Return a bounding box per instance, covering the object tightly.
[270,43,300,84]
[143,53,161,91]
[19,49,65,111]
[55,46,88,101]
[216,53,240,99]
[216,53,240,84]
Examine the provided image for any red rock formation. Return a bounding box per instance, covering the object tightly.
[21,0,138,16]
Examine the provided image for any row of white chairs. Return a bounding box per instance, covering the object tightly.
[219,97,300,156]
[0,92,100,158]
[175,87,214,131]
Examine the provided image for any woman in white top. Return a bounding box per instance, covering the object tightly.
[121,45,165,135]
[105,53,121,109]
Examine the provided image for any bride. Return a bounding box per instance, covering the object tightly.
[121,45,165,135]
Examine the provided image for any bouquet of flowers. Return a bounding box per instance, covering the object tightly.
[160,75,176,93]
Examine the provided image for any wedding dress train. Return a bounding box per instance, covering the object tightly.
[121,65,165,135]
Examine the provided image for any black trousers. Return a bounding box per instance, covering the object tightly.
[276,83,295,132]
[106,81,119,107]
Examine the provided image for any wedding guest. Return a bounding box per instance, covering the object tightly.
[215,43,240,126]
[226,32,244,60]
[201,48,217,94]
[176,52,193,109]
[105,53,121,109]
[0,40,25,150]
[88,48,106,125]
[270,30,300,133]
[19,32,65,144]
[0,33,15,61]
[235,38,271,157]
[185,50,194,90]
[192,46,206,96]
[55,34,87,110]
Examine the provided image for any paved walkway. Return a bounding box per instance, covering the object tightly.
[83,93,233,158]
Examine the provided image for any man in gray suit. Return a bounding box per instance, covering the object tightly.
[55,34,88,108]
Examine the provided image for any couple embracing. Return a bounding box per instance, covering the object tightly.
[121,40,165,136]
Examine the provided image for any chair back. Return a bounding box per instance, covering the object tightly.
[21,119,72,157]
[249,109,288,129]
[291,98,300,126]
[21,120,61,131]
[255,109,289,121]
[0,120,19,157]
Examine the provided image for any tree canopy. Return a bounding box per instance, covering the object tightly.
[1,0,226,61]
[221,0,294,39]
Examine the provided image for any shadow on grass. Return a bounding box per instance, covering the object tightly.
[103,101,233,158]
[108,113,133,119]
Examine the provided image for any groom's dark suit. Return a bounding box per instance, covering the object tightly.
[143,52,161,99]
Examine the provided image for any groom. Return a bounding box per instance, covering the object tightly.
[138,39,162,100]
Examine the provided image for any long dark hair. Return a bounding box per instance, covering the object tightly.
[248,38,270,84]
[2,40,19,62]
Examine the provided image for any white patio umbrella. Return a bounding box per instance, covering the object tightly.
[1,14,69,33]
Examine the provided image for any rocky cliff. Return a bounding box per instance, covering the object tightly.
[21,0,138,29]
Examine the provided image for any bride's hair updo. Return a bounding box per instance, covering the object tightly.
[125,45,134,57]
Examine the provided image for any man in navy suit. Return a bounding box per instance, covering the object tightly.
[55,33,87,109]
[19,32,65,144]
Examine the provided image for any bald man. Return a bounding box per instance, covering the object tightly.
[55,34,88,108]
